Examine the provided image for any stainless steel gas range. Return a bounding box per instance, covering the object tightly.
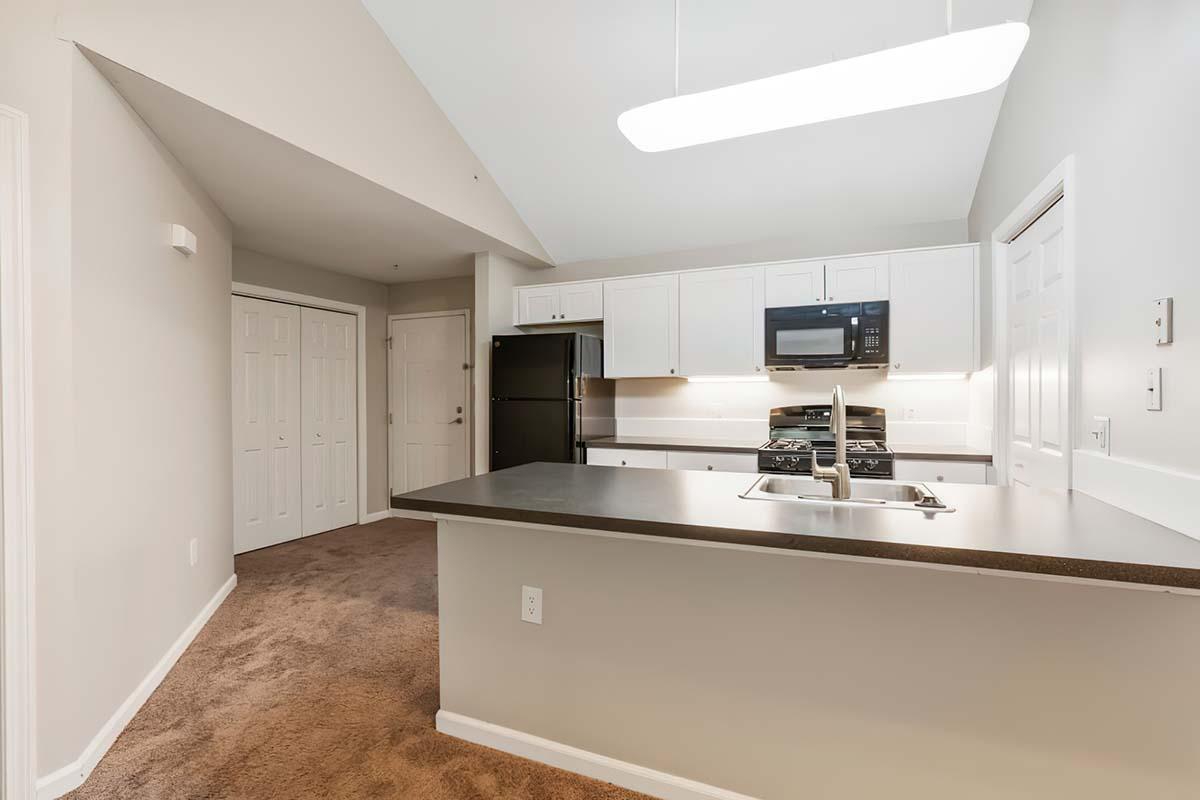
[757,404,895,480]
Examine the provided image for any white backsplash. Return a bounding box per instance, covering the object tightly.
[615,370,989,449]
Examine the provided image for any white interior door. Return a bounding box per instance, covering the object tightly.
[231,296,302,553]
[390,314,469,494]
[301,307,358,534]
[1006,198,1069,490]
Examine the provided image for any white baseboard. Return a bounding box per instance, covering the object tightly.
[359,509,391,524]
[36,574,238,799]
[436,710,760,800]
[392,508,434,522]
[1074,450,1199,542]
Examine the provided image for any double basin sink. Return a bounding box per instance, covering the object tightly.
[740,475,956,514]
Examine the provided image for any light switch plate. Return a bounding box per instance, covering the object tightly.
[1089,416,1111,454]
[1153,298,1173,345]
[1146,368,1163,411]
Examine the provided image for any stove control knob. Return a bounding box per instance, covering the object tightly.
[848,459,862,469]
[865,459,880,470]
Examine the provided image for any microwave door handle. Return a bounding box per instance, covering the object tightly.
[849,317,860,358]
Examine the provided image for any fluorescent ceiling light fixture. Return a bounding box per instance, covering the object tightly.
[886,372,968,382]
[687,375,770,383]
[618,22,1029,152]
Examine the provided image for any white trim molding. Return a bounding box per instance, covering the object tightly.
[358,509,391,525]
[990,155,1077,487]
[391,508,435,522]
[0,103,37,800]
[231,283,371,525]
[436,710,761,800]
[36,575,237,799]
[1074,450,1200,543]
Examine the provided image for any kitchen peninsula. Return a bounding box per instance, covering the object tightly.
[394,464,1200,800]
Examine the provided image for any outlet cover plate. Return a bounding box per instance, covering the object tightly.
[521,585,542,625]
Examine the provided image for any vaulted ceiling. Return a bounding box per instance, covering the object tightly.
[363,0,1033,264]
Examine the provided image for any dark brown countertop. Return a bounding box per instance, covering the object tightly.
[393,462,1200,590]
[890,444,993,463]
[587,435,761,454]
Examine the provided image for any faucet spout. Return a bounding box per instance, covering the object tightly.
[811,384,852,499]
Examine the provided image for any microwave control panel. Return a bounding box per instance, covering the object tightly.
[862,325,883,355]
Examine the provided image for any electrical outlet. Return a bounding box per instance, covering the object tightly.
[521,585,543,625]
[904,407,917,421]
[189,538,199,567]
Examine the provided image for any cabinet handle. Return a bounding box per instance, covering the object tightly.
[755,366,761,372]
[620,460,627,466]
[706,465,713,471]
[893,362,901,369]
[669,368,675,374]
[936,475,945,482]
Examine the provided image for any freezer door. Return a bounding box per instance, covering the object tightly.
[491,334,573,400]
[490,400,577,471]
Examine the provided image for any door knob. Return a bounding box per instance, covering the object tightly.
[316,432,322,438]
[449,417,463,425]
[278,434,285,441]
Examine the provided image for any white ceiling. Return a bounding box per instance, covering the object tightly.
[84,49,543,283]
[363,0,1033,264]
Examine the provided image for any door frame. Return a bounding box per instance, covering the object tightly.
[386,309,473,500]
[0,103,37,800]
[989,154,1077,488]
[231,283,371,525]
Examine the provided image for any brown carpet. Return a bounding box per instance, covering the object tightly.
[67,519,652,800]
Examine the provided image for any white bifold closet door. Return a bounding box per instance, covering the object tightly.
[232,298,358,553]
[232,297,303,553]
[300,306,358,536]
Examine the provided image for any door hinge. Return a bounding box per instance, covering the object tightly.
[386,336,394,350]
[388,412,393,424]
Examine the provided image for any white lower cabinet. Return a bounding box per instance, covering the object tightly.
[666,450,758,473]
[587,448,667,468]
[894,459,988,485]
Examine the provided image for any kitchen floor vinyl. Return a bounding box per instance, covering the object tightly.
[66,518,650,800]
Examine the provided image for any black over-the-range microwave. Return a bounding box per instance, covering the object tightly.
[764,301,889,370]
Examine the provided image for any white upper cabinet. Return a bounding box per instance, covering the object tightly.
[560,281,604,322]
[764,261,824,307]
[515,281,603,325]
[888,246,978,374]
[679,266,764,376]
[604,274,679,378]
[823,254,889,303]
[516,285,560,324]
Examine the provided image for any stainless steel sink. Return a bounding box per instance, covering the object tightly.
[740,475,956,513]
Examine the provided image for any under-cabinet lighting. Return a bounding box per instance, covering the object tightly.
[886,372,968,382]
[618,22,1029,152]
[686,375,771,383]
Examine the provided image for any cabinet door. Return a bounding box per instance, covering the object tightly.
[679,266,764,376]
[764,261,824,307]
[665,450,758,473]
[823,254,889,302]
[894,459,987,485]
[888,247,977,374]
[603,274,679,378]
[586,448,667,468]
[516,285,561,325]
[560,281,604,322]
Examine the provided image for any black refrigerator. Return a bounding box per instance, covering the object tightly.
[490,333,615,471]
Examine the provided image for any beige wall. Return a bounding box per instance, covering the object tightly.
[57,0,549,265]
[440,519,1200,799]
[0,20,237,773]
[388,274,474,316]
[232,248,390,513]
[968,0,1200,472]
[542,218,967,282]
